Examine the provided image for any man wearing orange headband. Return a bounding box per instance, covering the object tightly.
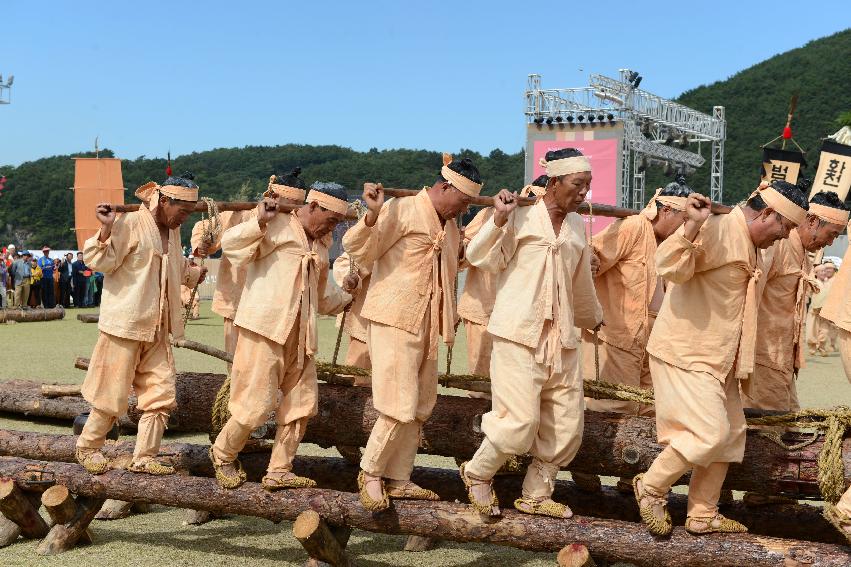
[191,168,308,368]
[458,174,550,382]
[75,173,207,476]
[744,190,849,414]
[808,260,838,355]
[634,179,806,537]
[343,154,478,511]
[460,148,602,520]
[573,178,692,494]
[209,182,353,490]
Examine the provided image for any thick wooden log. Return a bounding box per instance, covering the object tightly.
[95,499,134,520]
[0,513,21,547]
[293,510,354,567]
[0,429,844,544]
[41,384,83,398]
[37,494,104,555]
[1,456,848,567]
[41,485,92,544]
[0,307,65,324]
[0,478,49,538]
[558,544,597,567]
[4,369,850,498]
[76,313,99,323]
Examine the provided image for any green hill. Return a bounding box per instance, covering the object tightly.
[1,29,849,250]
[674,28,851,200]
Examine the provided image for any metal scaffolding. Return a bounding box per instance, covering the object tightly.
[525,70,726,207]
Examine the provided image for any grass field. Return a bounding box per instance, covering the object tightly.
[2,303,850,566]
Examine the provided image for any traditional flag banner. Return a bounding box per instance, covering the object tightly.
[810,140,851,201]
[761,147,806,185]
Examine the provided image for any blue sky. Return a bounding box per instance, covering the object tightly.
[1,1,847,166]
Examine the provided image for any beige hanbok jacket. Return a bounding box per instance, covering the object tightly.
[458,207,497,326]
[821,258,848,330]
[191,210,254,320]
[466,200,602,369]
[646,207,762,381]
[342,190,460,359]
[223,213,351,367]
[84,206,202,343]
[332,252,371,343]
[755,230,817,374]
[591,214,658,353]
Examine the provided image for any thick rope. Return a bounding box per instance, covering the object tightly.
[185,197,221,324]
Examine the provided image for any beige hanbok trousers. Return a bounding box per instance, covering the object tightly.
[360,307,437,481]
[76,308,176,463]
[223,317,238,372]
[345,337,372,386]
[464,319,492,377]
[808,308,833,353]
[643,356,746,518]
[741,364,800,411]
[466,336,583,500]
[212,320,317,474]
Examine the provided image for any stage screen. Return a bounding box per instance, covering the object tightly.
[533,138,619,234]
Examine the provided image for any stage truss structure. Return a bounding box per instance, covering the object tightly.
[525,70,726,206]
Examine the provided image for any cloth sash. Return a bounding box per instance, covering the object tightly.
[283,245,321,369]
[793,267,821,371]
[531,236,568,373]
[735,266,763,380]
[415,227,451,360]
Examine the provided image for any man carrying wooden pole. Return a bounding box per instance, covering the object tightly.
[634,180,808,536]
[209,182,354,489]
[573,178,692,494]
[343,154,480,511]
[744,190,849,412]
[460,148,603,519]
[75,173,206,475]
[191,169,309,364]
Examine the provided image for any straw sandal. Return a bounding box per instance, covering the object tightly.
[386,481,440,501]
[261,472,316,490]
[514,497,572,518]
[823,504,851,544]
[633,473,672,536]
[685,513,748,535]
[358,470,389,512]
[209,446,247,489]
[128,459,176,476]
[459,462,500,516]
[76,448,110,475]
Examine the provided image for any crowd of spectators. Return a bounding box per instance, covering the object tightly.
[1,245,103,309]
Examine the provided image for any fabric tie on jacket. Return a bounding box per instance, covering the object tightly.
[285,248,321,369]
[735,266,763,379]
[793,268,821,370]
[416,229,451,360]
[532,237,567,373]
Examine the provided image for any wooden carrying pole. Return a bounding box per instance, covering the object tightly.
[110,187,732,221]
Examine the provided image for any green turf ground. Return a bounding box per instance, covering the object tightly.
[1,303,850,566]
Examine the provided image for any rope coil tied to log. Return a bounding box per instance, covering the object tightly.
[184,197,221,324]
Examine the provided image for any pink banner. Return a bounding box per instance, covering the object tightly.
[533,139,619,235]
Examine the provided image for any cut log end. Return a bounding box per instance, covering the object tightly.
[37,494,103,555]
[293,510,352,567]
[558,544,597,567]
[95,499,134,520]
[0,514,22,548]
[0,478,49,539]
[293,509,322,539]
